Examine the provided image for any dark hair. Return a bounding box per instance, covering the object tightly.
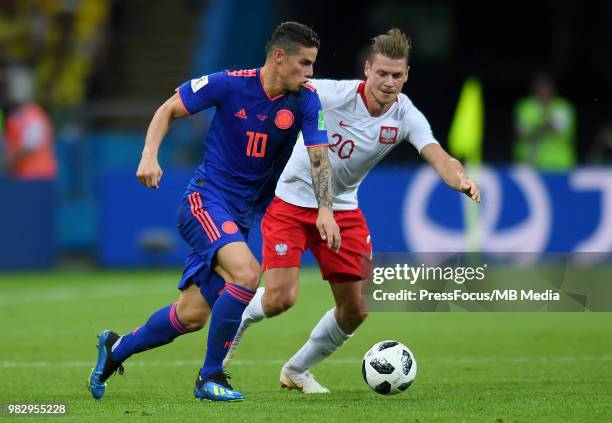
[368,28,412,62]
[265,22,320,56]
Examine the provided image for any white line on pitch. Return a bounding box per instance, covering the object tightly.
[2,355,612,368]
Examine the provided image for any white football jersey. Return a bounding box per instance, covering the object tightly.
[275,79,438,210]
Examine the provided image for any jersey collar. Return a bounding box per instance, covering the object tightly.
[357,81,399,117]
[357,81,369,109]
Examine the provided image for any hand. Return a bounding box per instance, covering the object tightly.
[458,171,480,203]
[316,207,341,252]
[136,153,163,189]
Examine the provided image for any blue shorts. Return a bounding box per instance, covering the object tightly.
[176,190,249,306]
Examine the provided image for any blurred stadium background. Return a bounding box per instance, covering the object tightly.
[1,0,611,269]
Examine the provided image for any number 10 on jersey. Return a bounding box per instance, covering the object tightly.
[246,131,268,158]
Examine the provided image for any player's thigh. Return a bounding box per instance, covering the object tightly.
[311,208,373,284]
[177,191,256,289]
[261,197,312,272]
[176,284,211,330]
[215,241,261,290]
[260,197,313,312]
[262,267,301,314]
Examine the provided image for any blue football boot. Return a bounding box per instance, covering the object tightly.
[194,371,245,401]
[88,330,124,399]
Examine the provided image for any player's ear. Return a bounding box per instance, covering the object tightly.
[364,60,371,79]
[405,65,410,82]
[272,48,285,65]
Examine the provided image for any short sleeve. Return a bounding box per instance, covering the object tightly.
[401,100,438,153]
[176,71,228,115]
[301,91,328,147]
[309,79,360,110]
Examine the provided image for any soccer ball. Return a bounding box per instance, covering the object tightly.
[361,340,417,395]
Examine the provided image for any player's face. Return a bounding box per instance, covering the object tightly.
[364,53,409,105]
[278,46,318,92]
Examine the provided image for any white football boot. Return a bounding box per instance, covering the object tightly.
[279,364,330,394]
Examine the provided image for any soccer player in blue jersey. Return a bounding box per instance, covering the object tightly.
[88,22,340,402]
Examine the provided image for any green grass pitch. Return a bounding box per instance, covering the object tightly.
[1,269,611,422]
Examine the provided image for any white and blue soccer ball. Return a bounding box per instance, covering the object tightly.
[362,340,417,395]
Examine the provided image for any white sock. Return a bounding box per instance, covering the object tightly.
[286,308,351,372]
[242,287,266,323]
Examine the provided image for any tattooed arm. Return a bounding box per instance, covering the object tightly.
[308,145,341,251]
[308,145,333,209]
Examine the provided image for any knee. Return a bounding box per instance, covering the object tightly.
[230,263,261,291]
[176,306,207,331]
[262,289,297,317]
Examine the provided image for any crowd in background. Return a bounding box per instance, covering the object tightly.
[0,0,108,114]
[0,0,109,179]
[1,0,611,182]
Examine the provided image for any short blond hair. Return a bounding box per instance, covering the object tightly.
[368,28,412,62]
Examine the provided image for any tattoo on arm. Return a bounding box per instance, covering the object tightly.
[308,146,333,209]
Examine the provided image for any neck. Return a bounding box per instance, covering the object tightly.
[260,64,286,99]
[364,81,394,117]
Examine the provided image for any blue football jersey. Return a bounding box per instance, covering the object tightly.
[177,68,328,229]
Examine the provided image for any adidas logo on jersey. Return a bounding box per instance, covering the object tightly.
[235,108,248,119]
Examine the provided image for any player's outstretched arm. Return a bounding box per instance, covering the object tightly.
[421,143,481,203]
[308,146,341,251]
[136,93,189,189]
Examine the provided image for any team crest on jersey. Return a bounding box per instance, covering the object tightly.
[275,243,288,256]
[379,126,399,144]
[274,110,294,129]
[222,221,238,235]
[191,75,208,92]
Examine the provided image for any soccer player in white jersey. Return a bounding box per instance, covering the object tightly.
[224,29,481,393]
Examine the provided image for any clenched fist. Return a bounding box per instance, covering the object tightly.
[136,154,163,189]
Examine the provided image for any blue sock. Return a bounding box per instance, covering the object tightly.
[111,303,189,363]
[200,283,256,379]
